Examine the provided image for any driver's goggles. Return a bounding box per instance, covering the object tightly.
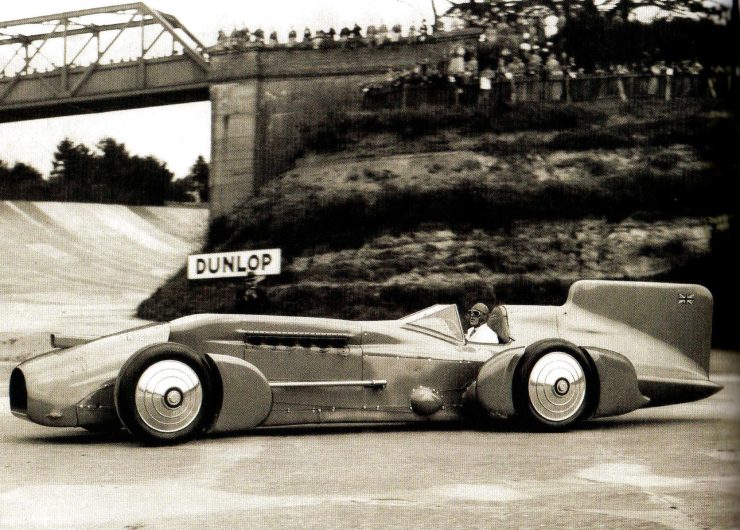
[467,310,482,317]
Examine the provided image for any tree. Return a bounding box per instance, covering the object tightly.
[0,159,45,200]
[8,162,42,184]
[134,155,174,205]
[96,137,131,202]
[47,137,177,205]
[443,0,728,22]
[50,138,97,201]
[187,155,209,202]
[93,138,174,205]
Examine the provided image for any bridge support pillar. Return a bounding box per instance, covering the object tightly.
[209,80,260,219]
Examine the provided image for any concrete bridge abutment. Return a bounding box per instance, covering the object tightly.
[209,80,261,217]
[207,31,479,219]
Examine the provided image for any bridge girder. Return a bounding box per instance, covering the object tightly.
[0,3,209,116]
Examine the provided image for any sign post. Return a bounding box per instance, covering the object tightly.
[187,248,281,280]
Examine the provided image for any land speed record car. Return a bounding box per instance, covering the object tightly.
[9,280,722,445]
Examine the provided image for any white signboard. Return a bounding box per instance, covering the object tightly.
[187,248,281,280]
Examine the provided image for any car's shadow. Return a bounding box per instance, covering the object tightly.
[17,415,713,446]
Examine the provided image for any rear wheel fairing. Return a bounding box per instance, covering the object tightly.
[585,347,649,418]
[475,347,525,418]
[12,323,170,427]
[206,354,272,433]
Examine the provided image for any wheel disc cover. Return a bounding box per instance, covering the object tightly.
[135,360,202,433]
[527,352,586,423]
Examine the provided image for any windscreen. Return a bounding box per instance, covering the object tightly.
[400,304,464,343]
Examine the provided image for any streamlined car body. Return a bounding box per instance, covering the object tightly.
[9,280,722,444]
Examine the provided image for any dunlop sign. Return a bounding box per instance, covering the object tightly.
[187,249,281,280]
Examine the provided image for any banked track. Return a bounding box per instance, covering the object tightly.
[0,201,207,337]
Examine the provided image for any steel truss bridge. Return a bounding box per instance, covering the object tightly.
[0,3,210,122]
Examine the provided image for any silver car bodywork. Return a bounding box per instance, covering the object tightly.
[9,280,722,439]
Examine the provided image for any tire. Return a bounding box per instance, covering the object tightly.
[114,343,217,445]
[513,340,597,430]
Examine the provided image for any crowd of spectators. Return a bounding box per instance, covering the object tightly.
[212,10,736,105]
[362,48,731,107]
[213,21,448,51]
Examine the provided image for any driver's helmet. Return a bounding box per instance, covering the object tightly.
[467,303,490,326]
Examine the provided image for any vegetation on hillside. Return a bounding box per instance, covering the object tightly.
[139,101,738,346]
[206,105,735,257]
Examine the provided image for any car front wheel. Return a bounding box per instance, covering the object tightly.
[115,343,217,445]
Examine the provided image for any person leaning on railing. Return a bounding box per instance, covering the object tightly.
[545,53,564,101]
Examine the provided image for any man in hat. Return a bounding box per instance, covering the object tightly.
[465,303,499,344]
[235,272,269,314]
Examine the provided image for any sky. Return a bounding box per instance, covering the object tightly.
[0,1,440,178]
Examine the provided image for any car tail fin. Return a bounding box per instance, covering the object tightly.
[564,280,713,374]
[50,334,92,349]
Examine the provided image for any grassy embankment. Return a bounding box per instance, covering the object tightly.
[138,100,738,346]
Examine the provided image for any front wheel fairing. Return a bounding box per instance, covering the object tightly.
[12,323,170,427]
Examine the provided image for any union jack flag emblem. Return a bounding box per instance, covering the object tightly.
[678,293,695,305]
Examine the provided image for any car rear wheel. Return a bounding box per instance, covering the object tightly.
[115,343,217,445]
[514,341,597,429]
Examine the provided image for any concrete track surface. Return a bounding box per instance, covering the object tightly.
[1,200,738,529]
[0,201,207,339]
[0,353,737,530]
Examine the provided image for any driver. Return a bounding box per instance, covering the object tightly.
[465,303,499,344]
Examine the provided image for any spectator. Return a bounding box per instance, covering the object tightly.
[312,30,325,49]
[376,24,389,47]
[479,65,495,107]
[302,27,312,46]
[483,25,497,44]
[615,63,630,101]
[366,25,377,46]
[465,53,479,83]
[648,59,662,96]
[287,29,298,47]
[545,53,564,100]
[527,48,542,74]
[510,56,526,77]
[448,45,466,79]
[665,63,674,101]
[234,273,269,314]
[351,23,363,39]
[268,31,279,48]
[419,20,428,42]
[390,24,403,43]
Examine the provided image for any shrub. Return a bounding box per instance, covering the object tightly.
[648,152,681,171]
